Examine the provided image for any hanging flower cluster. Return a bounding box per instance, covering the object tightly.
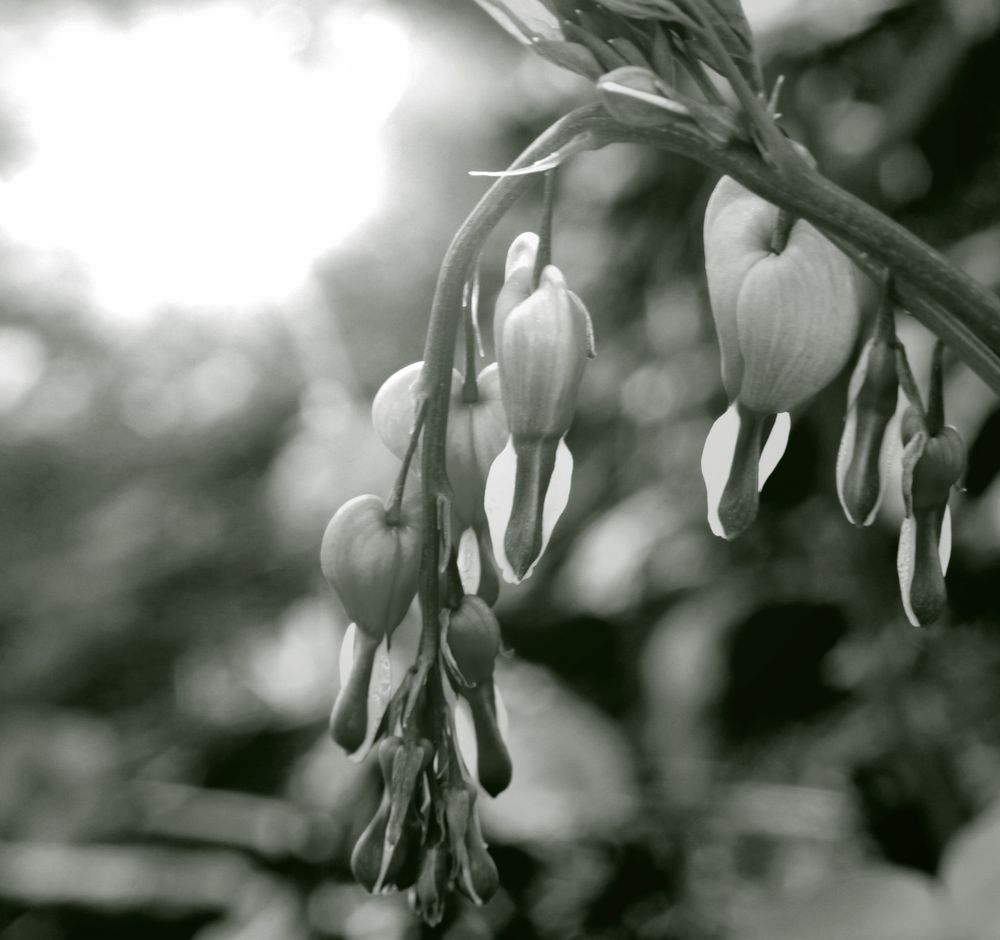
[319,226,593,920]
[312,0,986,922]
[700,179,966,625]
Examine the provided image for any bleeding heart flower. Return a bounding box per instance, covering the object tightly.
[320,492,421,754]
[486,234,594,582]
[836,332,900,527]
[701,175,860,538]
[897,407,964,626]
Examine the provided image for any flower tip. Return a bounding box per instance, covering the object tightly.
[505,232,539,279]
[484,436,573,585]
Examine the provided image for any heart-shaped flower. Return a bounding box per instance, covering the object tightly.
[701,175,860,538]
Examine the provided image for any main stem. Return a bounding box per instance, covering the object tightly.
[414,109,611,677]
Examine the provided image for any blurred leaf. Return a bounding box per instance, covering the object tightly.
[738,866,956,940]
[479,661,639,844]
[942,797,1000,939]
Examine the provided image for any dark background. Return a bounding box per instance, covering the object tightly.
[3,0,1000,937]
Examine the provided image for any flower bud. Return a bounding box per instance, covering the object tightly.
[411,843,451,926]
[381,736,433,858]
[350,799,421,894]
[836,336,900,526]
[444,784,499,907]
[445,595,501,687]
[487,262,592,581]
[897,415,964,627]
[493,232,539,354]
[498,265,589,438]
[320,492,422,640]
[703,176,860,413]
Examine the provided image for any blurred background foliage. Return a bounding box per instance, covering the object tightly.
[3,0,1000,937]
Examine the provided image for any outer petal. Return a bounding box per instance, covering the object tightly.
[457,526,482,595]
[703,177,774,397]
[371,361,429,461]
[896,506,952,627]
[453,682,509,788]
[735,220,859,412]
[484,435,573,583]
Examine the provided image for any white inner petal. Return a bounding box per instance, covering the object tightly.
[338,622,357,689]
[846,338,874,408]
[835,403,858,521]
[454,695,478,779]
[700,404,740,539]
[351,636,392,764]
[940,505,953,573]
[896,515,919,627]
[457,526,482,594]
[537,438,574,572]
[494,682,509,740]
[483,436,574,584]
[484,437,518,583]
[337,624,394,762]
[758,411,790,490]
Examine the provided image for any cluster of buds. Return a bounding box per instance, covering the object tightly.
[701,177,965,625]
[319,230,593,920]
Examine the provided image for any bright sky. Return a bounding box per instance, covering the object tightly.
[0,1,412,322]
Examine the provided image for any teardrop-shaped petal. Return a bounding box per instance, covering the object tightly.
[453,681,511,796]
[896,506,951,627]
[330,625,393,760]
[701,404,787,539]
[484,435,573,583]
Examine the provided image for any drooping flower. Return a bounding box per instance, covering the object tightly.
[320,492,421,755]
[836,325,900,527]
[896,406,964,626]
[445,594,512,797]
[486,233,594,582]
[701,175,861,538]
